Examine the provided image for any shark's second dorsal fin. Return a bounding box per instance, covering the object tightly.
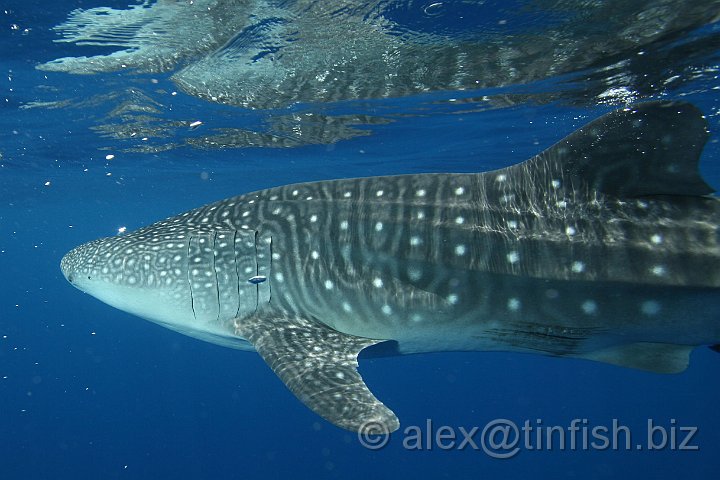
[577,342,693,374]
[525,101,713,198]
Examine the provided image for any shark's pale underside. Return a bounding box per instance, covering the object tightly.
[61,102,720,433]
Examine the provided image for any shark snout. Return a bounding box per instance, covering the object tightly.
[60,250,83,287]
[60,252,74,283]
[60,238,110,289]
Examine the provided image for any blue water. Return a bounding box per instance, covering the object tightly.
[2,1,720,479]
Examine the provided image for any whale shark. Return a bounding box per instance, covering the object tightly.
[61,101,720,434]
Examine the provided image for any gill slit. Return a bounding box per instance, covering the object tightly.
[233,230,241,318]
[212,231,220,324]
[254,230,259,313]
[187,236,196,320]
[268,235,273,304]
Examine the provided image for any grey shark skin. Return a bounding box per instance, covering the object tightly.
[61,101,720,434]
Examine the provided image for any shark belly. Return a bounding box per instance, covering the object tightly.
[271,247,720,356]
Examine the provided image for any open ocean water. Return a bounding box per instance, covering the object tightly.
[1,1,720,478]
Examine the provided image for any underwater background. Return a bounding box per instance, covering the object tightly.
[1,1,720,478]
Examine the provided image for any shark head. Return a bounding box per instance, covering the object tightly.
[61,234,196,325]
[60,225,265,350]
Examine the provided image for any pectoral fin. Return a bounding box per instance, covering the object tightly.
[234,314,399,433]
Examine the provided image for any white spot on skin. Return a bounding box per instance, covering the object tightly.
[416,189,426,197]
[310,215,318,223]
[339,220,349,230]
[342,302,352,313]
[274,272,284,282]
[571,261,585,273]
[417,211,425,220]
[411,314,423,322]
[651,234,663,245]
[551,179,561,189]
[375,222,383,232]
[311,251,320,260]
[651,265,666,276]
[376,190,384,197]
[455,216,464,225]
[581,300,598,315]
[641,300,661,316]
[447,294,459,305]
[410,236,422,246]
[455,187,465,195]
[381,305,392,315]
[506,251,520,264]
[496,174,507,183]
[454,245,466,256]
[408,268,422,281]
[507,298,521,311]
[343,192,352,198]
[373,278,384,288]
[507,220,518,229]
[566,226,576,236]
[324,280,334,290]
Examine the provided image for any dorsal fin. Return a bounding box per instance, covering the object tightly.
[526,101,713,198]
